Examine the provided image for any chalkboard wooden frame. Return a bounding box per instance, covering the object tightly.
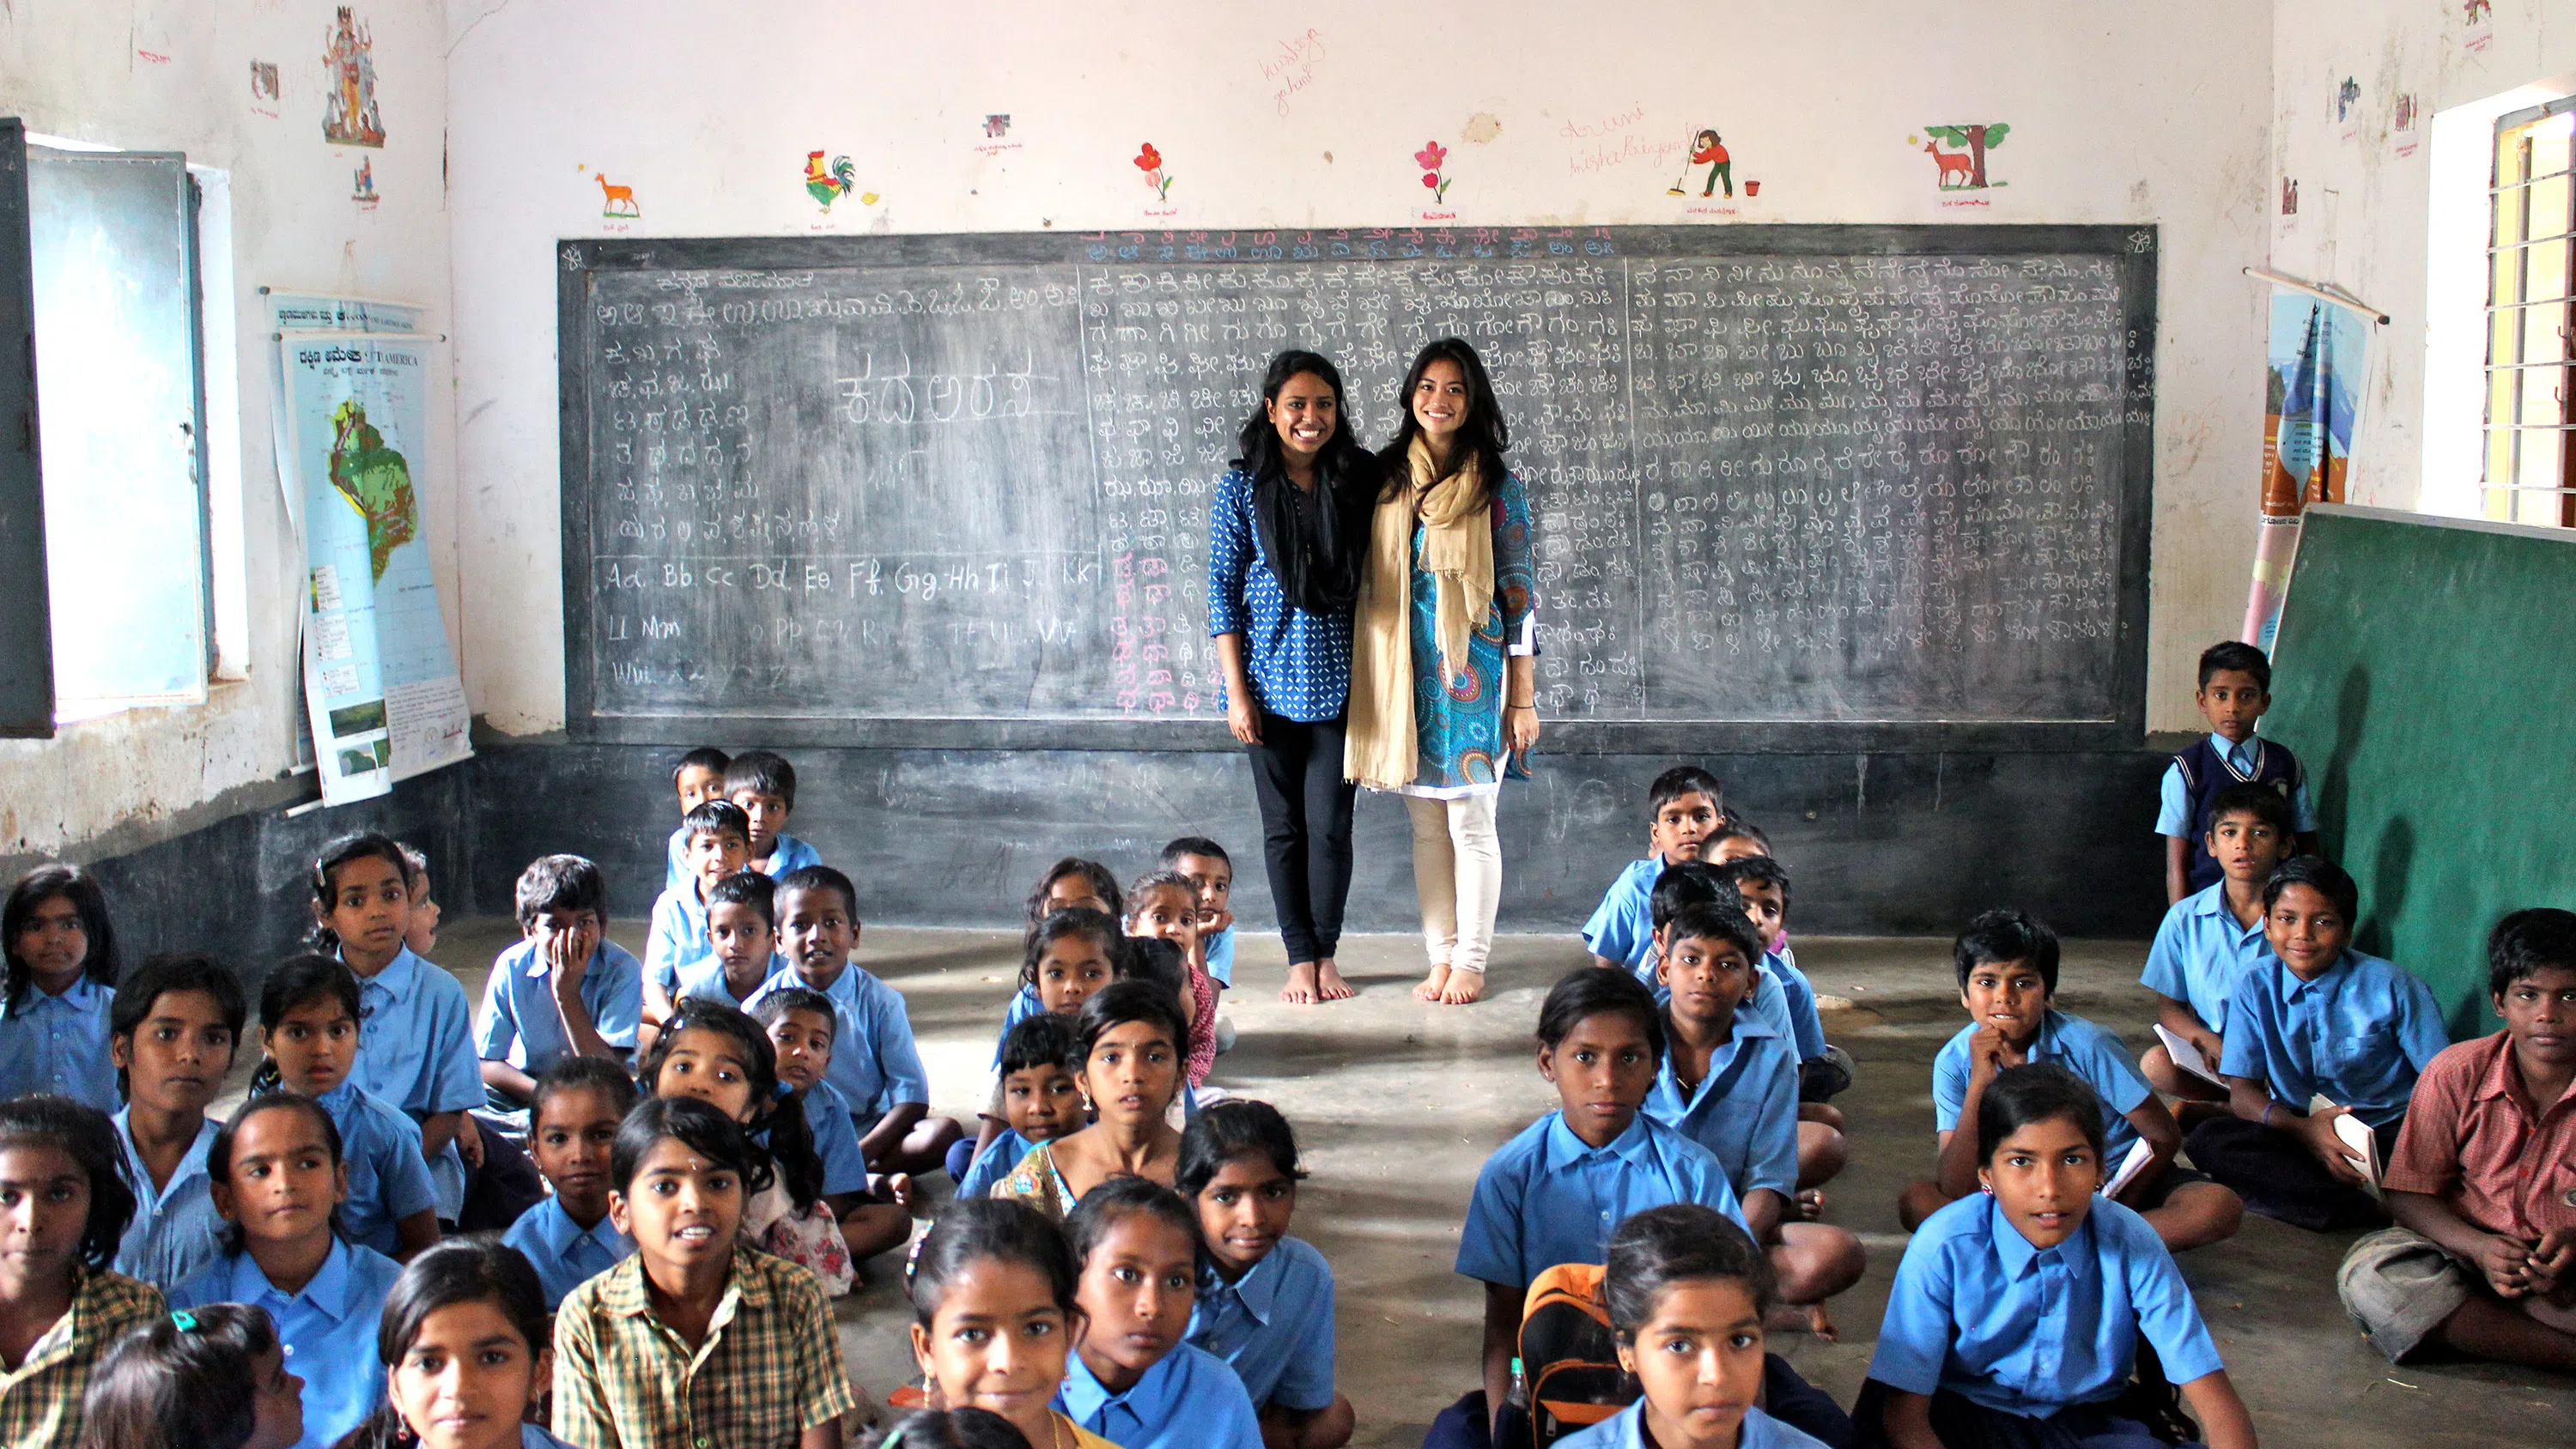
[556,223,2155,754]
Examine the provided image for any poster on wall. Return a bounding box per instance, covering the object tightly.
[276,331,471,804]
[2244,292,2370,651]
[264,290,427,533]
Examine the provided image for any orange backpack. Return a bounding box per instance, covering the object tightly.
[1515,1263,1636,1449]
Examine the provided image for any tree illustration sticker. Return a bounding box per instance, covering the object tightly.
[1134,143,1175,201]
[1416,141,1453,203]
[1915,124,2009,190]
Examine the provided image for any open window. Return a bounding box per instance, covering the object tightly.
[2485,96,2576,527]
[0,119,213,736]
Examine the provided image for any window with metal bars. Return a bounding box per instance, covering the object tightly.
[2485,96,2576,527]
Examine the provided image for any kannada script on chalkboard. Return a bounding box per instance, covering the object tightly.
[568,227,2151,725]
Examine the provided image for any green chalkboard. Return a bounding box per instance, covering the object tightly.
[2265,504,2576,1032]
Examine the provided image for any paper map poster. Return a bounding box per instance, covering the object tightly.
[277,331,470,804]
[2244,291,2368,651]
[264,293,426,536]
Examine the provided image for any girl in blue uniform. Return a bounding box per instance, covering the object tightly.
[331,1238,575,1449]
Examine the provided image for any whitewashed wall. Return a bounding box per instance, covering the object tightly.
[0,0,453,863]
[2269,0,2576,516]
[445,0,2275,737]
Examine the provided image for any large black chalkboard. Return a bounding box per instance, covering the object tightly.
[557,225,2155,752]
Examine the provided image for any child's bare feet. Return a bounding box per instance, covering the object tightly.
[1413,962,1452,1002]
[1760,1302,1838,1340]
[1437,965,1485,1005]
[889,1173,916,1212]
[1314,959,1358,1002]
[1795,1188,1826,1222]
[1807,1303,1838,1339]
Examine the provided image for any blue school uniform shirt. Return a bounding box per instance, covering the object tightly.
[1056,1337,1265,1449]
[956,1127,1034,1199]
[502,1194,635,1310]
[521,1428,577,1449]
[344,945,482,1219]
[2139,882,2269,1036]
[1581,858,1665,979]
[793,1079,872,1195]
[112,1111,224,1289]
[2219,947,2449,1129]
[1762,949,1826,1064]
[313,1080,439,1257]
[754,832,823,877]
[1188,1234,1337,1411]
[742,965,931,1119]
[1558,1399,1832,1449]
[2155,733,2318,836]
[1205,925,1236,988]
[170,1238,403,1449]
[1457,1111,1747,1291]
[672,951,788,1009]
[1868,1193,2223,1417]
[1933,1009,2153,1174]
[474,937,645,1075]
[644,882,714,992]
[664,822,690,890]
[1643,1007,1801,1201]
[0,975,118,1113]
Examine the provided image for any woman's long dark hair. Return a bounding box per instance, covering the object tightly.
[1379,336,1510,506]
[1232,349,1376,615]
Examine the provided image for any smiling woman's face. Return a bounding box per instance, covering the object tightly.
[1267,371,1338,466]
[1411,358,1471,445]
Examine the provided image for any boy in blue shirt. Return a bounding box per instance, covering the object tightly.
[674,871,788,1010]
[1583,766,1725,978]
[1459,969,1743,1437]
[2189,856,2450,1231]
[2138,782,2293,1119]
[753,985,913,1264]
[1163,835,1239,988]
[504,1057,638,1309]
[1862,1064,2256,1449]
[641,798,751,1040]
[476,853,641,1130]
[726,749,823,878]
[1898,910,2244,1254]
[956,1012,1085,1199]
[659,746,730,890]
[744,864,961,1179]
[1712,856,1852,1111]
[1646,902,1864,1336]
[2158,640,2318,904]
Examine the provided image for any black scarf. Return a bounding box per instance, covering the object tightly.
[1253,456,1370,616]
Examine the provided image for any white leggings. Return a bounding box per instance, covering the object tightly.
[1406,791,1502,973]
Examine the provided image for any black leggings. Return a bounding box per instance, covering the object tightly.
[1245,710,1357,965]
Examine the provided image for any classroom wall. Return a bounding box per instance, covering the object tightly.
[0,2,458,873]
[444,0,2275,737]
[2268,0,2576,514]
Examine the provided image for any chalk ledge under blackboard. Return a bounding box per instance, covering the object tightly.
[565,715,2146,755]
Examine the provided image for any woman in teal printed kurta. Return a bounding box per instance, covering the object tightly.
[1346,338,1540,1005]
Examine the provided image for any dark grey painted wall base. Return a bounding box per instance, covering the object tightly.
[63,737,2172,983]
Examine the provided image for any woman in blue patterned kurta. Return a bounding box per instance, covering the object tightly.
[1346,339,1539,1006]
[1207,352,1380,1005]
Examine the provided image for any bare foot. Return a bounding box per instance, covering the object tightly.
[888,1173,916,1212]
[1281,961,1320,1004]
[1761,1302,1838,1339]
[1807,1303,1838,1340]
[1437,966,1486,1005]
[1413,963,1452,1002]
[1314,959,1358,1002]
[1795,1188,1826,1222]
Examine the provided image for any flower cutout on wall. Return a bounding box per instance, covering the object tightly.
[1133,142,1174,201]
[1414,141,1451,203]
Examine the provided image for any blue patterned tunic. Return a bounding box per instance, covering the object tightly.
[1206,467,1355,723]
[1400,470,1537,797]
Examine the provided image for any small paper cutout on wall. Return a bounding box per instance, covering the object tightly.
[322,8,387,148]
[805,152,874,210]
[1134,142,1175,203]
[984,115,1012,138]
[352,158,379,208]
[2281,177,2299,215]
[1913,125,2008,202]
[251,60,281,113]
[2392,94,2420,158]
[2464,0,2494,55]
[597,173,639,218]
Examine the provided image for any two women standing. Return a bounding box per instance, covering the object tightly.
[1207,339,1539,1008]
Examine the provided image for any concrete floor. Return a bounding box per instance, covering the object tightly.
[410,919,2573,1449]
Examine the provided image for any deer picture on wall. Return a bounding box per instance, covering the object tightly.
[1916,124,2011,190]
[596,173,639,217]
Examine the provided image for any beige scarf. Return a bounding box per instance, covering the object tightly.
[1346,435,1493,791]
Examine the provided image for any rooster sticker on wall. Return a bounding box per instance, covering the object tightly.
[805,152,877,210]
